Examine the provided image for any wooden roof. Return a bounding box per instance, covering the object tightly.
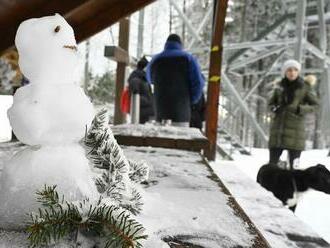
[0,0,156,53]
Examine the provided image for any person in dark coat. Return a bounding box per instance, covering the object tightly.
[146,34,205,127]
[268,59,319,169]
[190,93,206,129]
[128,56,154,124]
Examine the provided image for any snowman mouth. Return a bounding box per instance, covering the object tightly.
[63,45,77,51]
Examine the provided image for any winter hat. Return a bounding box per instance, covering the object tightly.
[282,59,301,76]
[137,56,148,69]
[166,34,182,44]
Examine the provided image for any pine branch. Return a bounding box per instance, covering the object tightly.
[120,189,143,216]
[85,109,149,215]
[85,108,108,148]
[36,185,63,207]
[128,160,149,183]
[26,185,147,248]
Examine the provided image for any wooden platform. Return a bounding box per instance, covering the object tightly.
[112,124,209,152]
[0,142,269,248]
[124,146,270,248]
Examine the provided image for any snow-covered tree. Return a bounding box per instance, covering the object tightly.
[0,58,16,94]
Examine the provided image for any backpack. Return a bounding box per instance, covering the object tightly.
[120,86,131,113]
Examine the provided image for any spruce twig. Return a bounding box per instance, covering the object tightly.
[85,109,149,215]
[27,185,147,248]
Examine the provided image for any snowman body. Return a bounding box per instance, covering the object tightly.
[0,14,98,230]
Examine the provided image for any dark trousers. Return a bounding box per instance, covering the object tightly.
[269,148,302,170]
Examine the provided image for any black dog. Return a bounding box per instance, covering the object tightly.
[257,164,330,211]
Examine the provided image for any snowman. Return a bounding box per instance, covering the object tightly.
[0,14,98,230]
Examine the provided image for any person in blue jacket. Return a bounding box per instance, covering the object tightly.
[146,34,205,127]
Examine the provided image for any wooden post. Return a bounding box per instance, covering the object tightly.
[114,17,130,125]
[205,0,229,160]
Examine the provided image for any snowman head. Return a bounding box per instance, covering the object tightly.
[15,14,78,84]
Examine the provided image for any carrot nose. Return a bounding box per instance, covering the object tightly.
[63,45,77,51]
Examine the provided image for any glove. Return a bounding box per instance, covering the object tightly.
[270,105,283,113]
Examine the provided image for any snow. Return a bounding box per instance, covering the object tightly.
[211,148,330,246]
[1,141,330,247]
[9,84,94,145]
[0,144,258,247]
[10,14,94,146]
[15,14,79,85]
[0,96,12,142]
[0,145,98,230]
[0,14,98,231]
[124,146,256,248]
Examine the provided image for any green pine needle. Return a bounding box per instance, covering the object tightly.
[26,185,147,248]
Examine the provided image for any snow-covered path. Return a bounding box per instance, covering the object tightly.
[212,148,330,246]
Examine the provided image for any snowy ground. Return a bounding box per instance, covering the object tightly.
[212,148,330,245]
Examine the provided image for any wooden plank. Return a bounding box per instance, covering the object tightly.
[114,135,208,152]
[66,0,156,43]
[201,156,271,247]
[114,135,145,147]
[146,137,177,149]
[205,0,229,160]
[176,138,208,152]
[123,146,271,247]
[114,18,130,125]
[0,0,156,53]
[0,144,270,247]
[0,0,87,54]
[104,46,130,64]
[112,125,209,152]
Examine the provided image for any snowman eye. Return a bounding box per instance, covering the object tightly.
[54,25,61,33]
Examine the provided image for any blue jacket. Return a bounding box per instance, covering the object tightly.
[146,41,205,104]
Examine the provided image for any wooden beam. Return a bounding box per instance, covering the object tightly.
[104,46,129,64]
[111,124,209,152]
[114,18,130,125]
[205,0,229,161]
[0,0,87,53]
[66,0,155,43]
[0,0,155,54]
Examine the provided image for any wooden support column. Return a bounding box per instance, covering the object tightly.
[114,17,130,125]
[205,0,229,161]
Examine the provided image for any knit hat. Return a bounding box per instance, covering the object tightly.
[166,34,182,44]
[281,59,301,76]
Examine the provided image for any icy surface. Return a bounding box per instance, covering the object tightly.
[0,145,98,230]
[8,83,94,145]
